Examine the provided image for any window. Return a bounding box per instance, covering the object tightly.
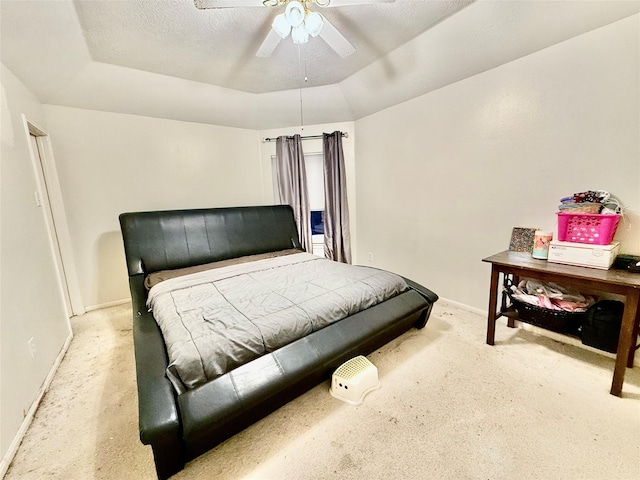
[310,210,324,235]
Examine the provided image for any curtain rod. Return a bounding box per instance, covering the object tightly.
[262,132,348,143]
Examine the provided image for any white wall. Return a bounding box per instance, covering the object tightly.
[354,15,640,311]
[42,106,267,309]
[0,64,71,465]
[259,122,357,260]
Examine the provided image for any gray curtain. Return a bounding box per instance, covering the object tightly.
[323,131,352,263]
[275,135,312,252]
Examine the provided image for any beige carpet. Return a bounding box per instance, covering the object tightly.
[5,301,640,480]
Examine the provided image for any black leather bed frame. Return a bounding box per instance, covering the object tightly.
[119,205,438,479]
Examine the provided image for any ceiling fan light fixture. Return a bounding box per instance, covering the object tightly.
[304,11,324,37]
[272,13,291,38]
[291,25,309,44]
[285,1,306,27]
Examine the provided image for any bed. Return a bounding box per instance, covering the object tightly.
[119,205,438,479]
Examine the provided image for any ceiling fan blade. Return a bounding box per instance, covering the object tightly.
[194,0,394,8]
[320,0,395,6]
[194,0,263,9]
[318,17,355,58]
[256,28,283,57]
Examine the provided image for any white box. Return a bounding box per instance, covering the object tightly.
[547,240,620,270]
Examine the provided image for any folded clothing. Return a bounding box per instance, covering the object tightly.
[557,202,602,214]
[509,279,596,312]
[558,190,625,215]
[571,190,610,204]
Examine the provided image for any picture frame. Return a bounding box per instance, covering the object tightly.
[509,227,537,253]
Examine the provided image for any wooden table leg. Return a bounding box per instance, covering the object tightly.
[627,307,640,368]
[611,289,640,397]
[507,274,519,328]
[487,265,500,345]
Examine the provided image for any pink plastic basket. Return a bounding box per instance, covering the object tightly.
[556,213,621,245]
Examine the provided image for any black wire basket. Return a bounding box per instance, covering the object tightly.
[507,293,586,336]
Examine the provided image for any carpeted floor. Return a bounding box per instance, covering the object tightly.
[5,301,640,479]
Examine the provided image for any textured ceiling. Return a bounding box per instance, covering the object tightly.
[1,0,639,130]
[73,0,471,94]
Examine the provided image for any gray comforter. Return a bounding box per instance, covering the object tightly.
[147,252,407,390]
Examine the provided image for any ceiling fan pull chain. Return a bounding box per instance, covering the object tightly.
[298,44,305,129]
[304,42,308,83]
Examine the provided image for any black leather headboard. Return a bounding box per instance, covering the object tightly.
[119,205,301,277]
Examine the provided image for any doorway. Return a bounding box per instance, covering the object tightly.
[25,119,84,316]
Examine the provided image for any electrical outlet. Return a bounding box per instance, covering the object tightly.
[27,337,36,359]
[367,252,374,262]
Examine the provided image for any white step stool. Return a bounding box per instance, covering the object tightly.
[329,356,380,406]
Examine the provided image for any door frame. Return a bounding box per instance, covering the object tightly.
[23,115,85,316]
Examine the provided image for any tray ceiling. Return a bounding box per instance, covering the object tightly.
[1,0,638,130]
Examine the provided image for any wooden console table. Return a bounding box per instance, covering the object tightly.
[483,251,640,397]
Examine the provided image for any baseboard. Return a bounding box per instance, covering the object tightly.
[0,332,73,478]
[438,297,486,317]
[438,297,640,368]
[85,298,130,312]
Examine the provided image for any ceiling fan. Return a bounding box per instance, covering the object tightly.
[194,0,395,58]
